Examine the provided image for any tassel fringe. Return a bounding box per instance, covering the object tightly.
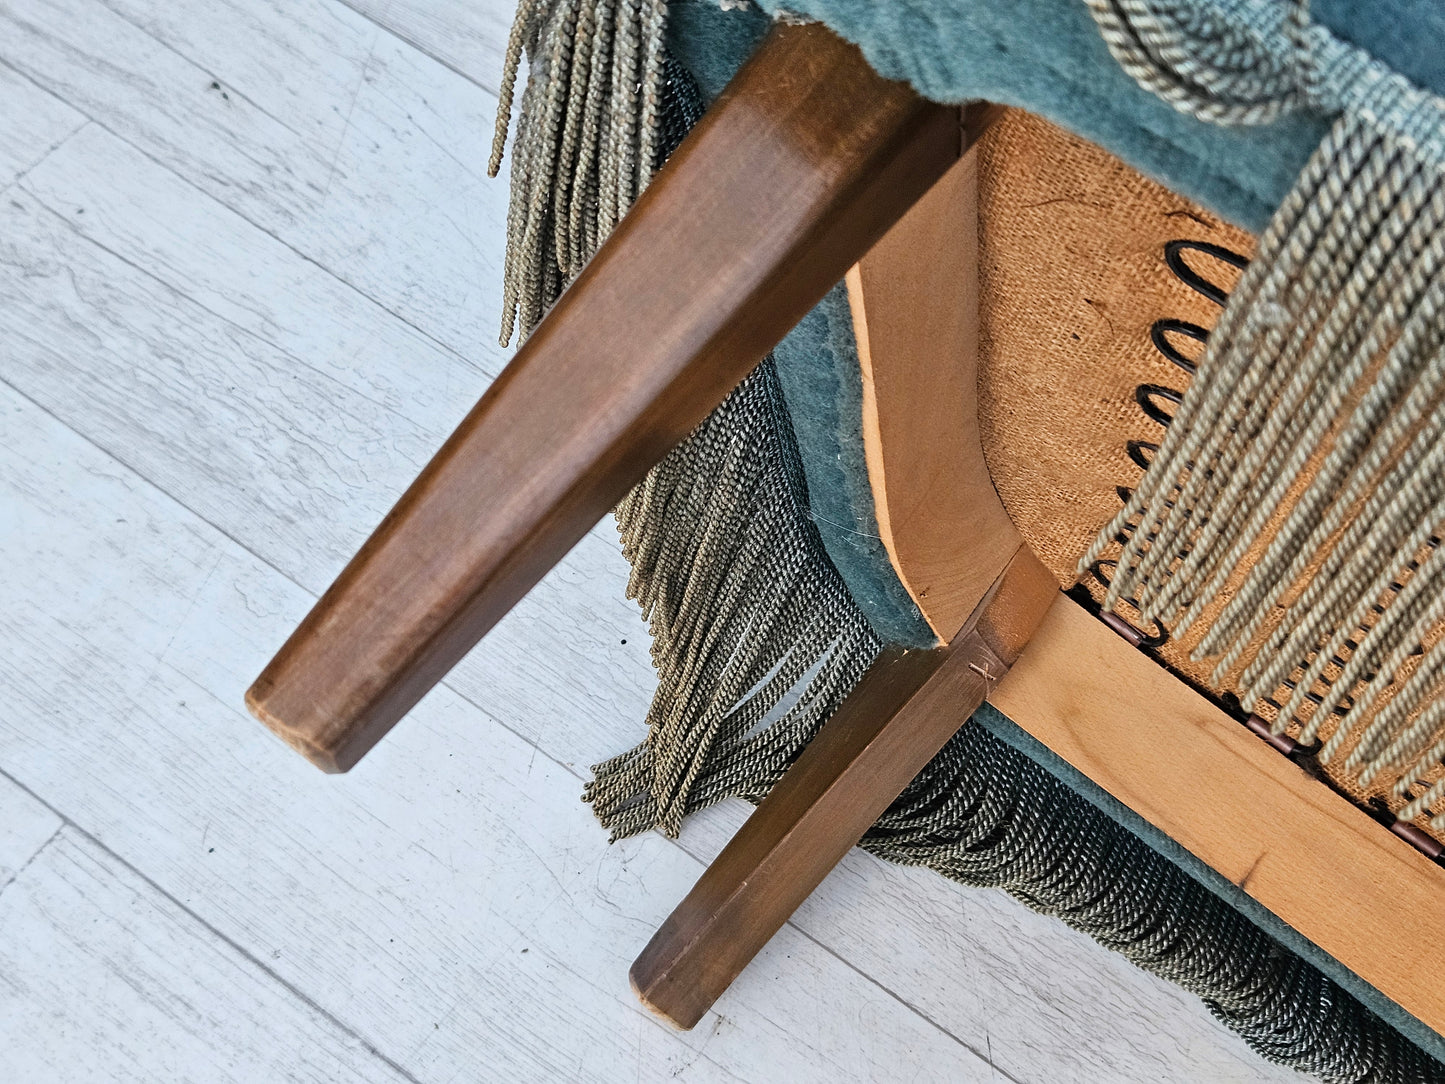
[585,359,882,838]
[490,0,669,345]
[1082,89,1445,828]
[490,5,1445,1073]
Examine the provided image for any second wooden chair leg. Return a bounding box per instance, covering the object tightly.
[631,548,1057,1029]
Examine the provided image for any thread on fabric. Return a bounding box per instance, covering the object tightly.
[1081,0,1445,832]
[584,16,880,839]
[1086,0,1312,125]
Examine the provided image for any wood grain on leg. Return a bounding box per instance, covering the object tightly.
[246,24,963,771]
[631,548,1058,1030]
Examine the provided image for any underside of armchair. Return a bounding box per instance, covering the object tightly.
[490,0,1445,1078]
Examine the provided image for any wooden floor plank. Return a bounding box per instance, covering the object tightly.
[0,11,1291,1079]
[0,0,509,362]
[0,775,62,887]
[0,383,998,1082]
[336,0,514,95]
[0,828,410,1084]
[0,62,86,187]
[0,174,658,780]
[22,124,494,436]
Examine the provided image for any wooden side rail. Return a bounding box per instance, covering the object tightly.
[994,596,1445,1038]
[845,117,1019,643]
[631,548,1058,1029]
[246,24,963,771]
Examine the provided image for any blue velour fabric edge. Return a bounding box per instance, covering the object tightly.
[769,286,938,646]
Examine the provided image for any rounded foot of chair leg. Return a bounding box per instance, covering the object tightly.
[629,955,704,1031]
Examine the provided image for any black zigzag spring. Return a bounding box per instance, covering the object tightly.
[1086,241,1248,651]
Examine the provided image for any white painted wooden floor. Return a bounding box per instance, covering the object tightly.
[0,2,1292,1080]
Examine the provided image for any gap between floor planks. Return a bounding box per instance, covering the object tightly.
[0,772,418,1083]
[0,376,998,1083]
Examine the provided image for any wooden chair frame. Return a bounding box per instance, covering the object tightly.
[246,24,1445,1038]
[840,142,1445,1038]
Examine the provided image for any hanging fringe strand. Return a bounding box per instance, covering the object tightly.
[489,0,669,346]
[585,359,882,838]
[1081,2,1445,832]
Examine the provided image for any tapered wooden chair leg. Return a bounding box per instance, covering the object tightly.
[246,24,964,772]
[631,550,1058,1029]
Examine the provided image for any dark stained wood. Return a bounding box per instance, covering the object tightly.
[630,547,1058,1030]
[246,24,963,771]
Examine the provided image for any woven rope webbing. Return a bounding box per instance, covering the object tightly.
[1081,0,1445,834]
[489,2,1444,1076]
